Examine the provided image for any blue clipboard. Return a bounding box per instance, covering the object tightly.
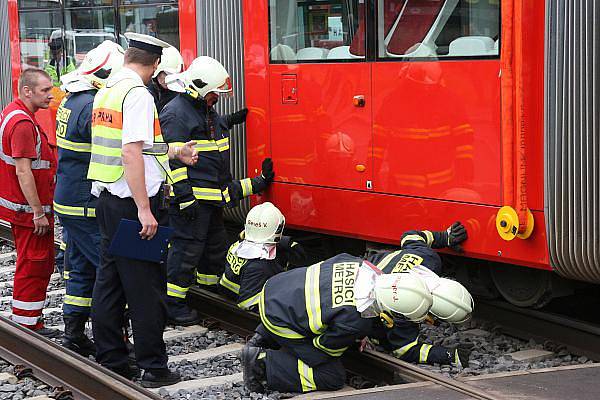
[108,219,173,263]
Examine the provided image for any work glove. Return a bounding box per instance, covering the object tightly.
[446,221,468,253]
[228,108,248,127]
[278,236,308,268]
[261,158,275,183]
[448,346,471,369]
[180,199,202,221]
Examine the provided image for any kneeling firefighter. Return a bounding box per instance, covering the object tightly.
[367,222,473,366]
[54,41,124,356]
[219,202,307,311]
[241,257,435,393]
[160,56,275,325]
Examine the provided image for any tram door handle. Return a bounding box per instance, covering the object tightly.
[353,95,365,107]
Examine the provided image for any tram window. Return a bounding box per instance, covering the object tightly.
[269,0,365,63]
[18,10,63,72]
[64,1,114,6]
[377,0,500,59]
[65,8,117,66]
[18,1,60,8]
[120,4,180,49]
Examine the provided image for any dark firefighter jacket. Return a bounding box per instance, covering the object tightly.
[53,90,97,219]
[219,240,286,310]
[159,93,267,208]
[148,81,177,113]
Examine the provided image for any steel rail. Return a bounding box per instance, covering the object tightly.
[475,299,600,360]
[0,315,161,400]
[188,287,507,400]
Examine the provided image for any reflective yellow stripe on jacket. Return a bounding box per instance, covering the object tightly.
[57,136,92,153]
[259,287,305,339]
[305,262,325,335]
[53,201,96,218]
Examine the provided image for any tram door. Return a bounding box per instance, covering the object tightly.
[371,0,502,206]
[268,0,373,190]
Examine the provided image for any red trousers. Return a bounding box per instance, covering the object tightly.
[11,223,55,329]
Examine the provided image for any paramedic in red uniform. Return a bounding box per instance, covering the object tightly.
[0,68,59,337]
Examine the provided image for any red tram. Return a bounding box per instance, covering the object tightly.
[3,0,597,307]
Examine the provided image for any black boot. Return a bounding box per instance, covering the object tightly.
[241,345,266,393]
[62,315,96,357]
[141,368,181,388]
[167,297,200,326]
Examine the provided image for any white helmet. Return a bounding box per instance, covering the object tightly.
[153,45,184,78]
[429,278,474,323]
[374,272,433,322]
[244,202,285,244]
[165,56,232,98]
[78,40,125,89]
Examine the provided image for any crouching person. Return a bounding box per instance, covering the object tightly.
[219,202,307,311]
[241,255,434,393]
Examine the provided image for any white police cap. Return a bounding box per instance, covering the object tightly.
[124,32,170,56]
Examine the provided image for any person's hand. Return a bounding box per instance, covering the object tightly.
[229,108,248,126]
[447,221,467,253]
[138,208,158,240]
[33,214,50,236]
[261,158,274,183]
[180,200,201,221]
[177,141,198,166]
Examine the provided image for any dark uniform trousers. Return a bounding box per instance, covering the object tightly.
[167,202,227,290]
[92,191,168,370]
[61,217,100,317]
[255,324,346,393]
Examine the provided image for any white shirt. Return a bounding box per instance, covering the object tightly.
[91,67,166,198]
[234,240,277,260]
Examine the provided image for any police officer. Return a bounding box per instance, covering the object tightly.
[54,41,125,356]
[160,56,274,325]
[219,202,307,310]
[88,32,197,387]
[45,34,76,88]
[241,257,435,393]
[366,222,471,366]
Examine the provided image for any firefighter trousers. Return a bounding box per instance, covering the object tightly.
[60,217,100,317]
[166,203,227,298]
[11,222,55,329]
[92,191,168,371]
[256,324,346,393]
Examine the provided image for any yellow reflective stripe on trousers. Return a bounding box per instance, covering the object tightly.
[219,274,240,294]
[167,283,189,299]
[216,137,229,152]
[63,270,70,280]
[57,136,92,152]
[298,359,317,392]
[171,167,188,183]
[375,250,402,271]
[259,288,305,339]
[240,178,253,197]
[53,201,96,218]
[423,230,435,246]
[237,291,261,310]
[305,263,325,334]
[196,273,219,285]
[192,187,222,201]
[401,234,426,247]
[419,344,432,363]
[313,335,347,357]
[64,295,92,307]
[60,241,67,251]
[392,337,419,358]
[222,187,231,203]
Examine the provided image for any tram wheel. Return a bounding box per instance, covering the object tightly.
[490,266,553,308]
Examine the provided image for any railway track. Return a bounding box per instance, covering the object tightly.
[0,218,594,399]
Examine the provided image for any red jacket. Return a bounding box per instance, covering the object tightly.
[0,99,56,227]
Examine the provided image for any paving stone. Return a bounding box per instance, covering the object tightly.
[462,329,491,337]
[149,372,243,394]
[507,349,554,362]
[0,373,17,385]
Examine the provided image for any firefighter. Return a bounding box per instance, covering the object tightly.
[54,41,125,356]
[241,256,434,393]
[160,56,274,325]
[148,45,184,112]
[88,32,197,386]
[0,69,58,336]
[366,222,472,366]
[219,202,307,311]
